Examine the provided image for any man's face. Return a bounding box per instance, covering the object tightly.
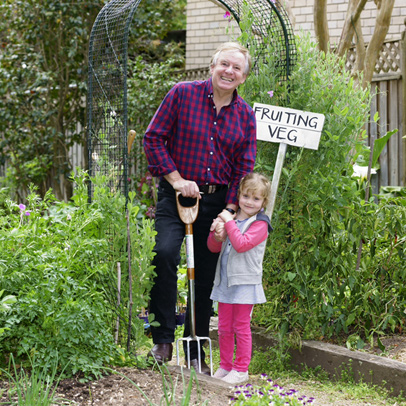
[210,50,247,93]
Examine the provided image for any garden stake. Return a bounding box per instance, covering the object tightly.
[126,208,133,352]
[175,192,213,376]
[126,130,136,351]
[115,262,121,344]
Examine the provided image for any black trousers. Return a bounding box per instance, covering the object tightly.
[149,179,227,360]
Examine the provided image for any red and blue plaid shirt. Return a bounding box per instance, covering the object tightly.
[143,78,257,205]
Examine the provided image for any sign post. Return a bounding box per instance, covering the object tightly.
[254,103,325,220]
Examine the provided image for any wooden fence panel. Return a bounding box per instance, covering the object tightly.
[389,79,399,186]
[369,82,379,193]
[378,81,389,187]
[368,75,404,193]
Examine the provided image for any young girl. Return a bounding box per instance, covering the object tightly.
[207,172,272,385]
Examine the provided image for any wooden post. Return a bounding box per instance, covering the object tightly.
[401,19,406,186]
[266,143,287,222]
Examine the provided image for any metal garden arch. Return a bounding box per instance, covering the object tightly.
[87,0,296,202]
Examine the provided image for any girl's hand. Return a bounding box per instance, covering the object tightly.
[210,216,223,232]
[214,222,227,242]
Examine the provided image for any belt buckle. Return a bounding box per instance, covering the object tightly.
[208,185,215,194]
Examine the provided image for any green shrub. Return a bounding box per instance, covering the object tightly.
[0,171,156,379]
[238,26,406,345]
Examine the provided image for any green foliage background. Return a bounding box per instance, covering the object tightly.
[237,24,406,346]
[1,0,405,380]
[0,0,186,200]
[0,173,157,379]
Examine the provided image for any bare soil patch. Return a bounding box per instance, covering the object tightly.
[1,335,405,405]
[364,334,406,363]
[54,366,233,405]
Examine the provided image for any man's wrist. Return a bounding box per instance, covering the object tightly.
[225,208,236,215]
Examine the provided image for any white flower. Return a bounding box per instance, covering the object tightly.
[352,164,376,180]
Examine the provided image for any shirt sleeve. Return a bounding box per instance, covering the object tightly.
[143,85,180,177]
[207,230,223,253]
[224,220,268,253]
[226,104,257,205]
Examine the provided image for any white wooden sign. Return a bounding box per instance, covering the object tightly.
[254,103,325,150]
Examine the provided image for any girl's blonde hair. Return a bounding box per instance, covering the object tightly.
[210,42,252,75]
[238,172,271,209]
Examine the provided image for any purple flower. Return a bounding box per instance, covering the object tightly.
[267,90,274,98]
[18,203,30,217]
[223,11,231,19]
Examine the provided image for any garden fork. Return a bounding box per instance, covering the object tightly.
[175,192,213,376]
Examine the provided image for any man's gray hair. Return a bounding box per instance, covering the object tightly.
[210,42,252,75]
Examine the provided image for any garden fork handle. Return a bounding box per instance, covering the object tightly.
[176,192,199,338]
[175,192,199,225]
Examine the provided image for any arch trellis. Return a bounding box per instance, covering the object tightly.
[87,0,296,201]
[87,0,141,201]
[215,0,296,80]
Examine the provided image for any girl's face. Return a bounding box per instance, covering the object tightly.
[238,188,265,219]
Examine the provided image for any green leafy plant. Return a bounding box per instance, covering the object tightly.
[0,290,16,337]
[176,265,188,315]
[234,13,406,348]
[0,0,104,199]
[0,171,157,380]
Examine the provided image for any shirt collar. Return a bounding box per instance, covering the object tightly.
[206,77,238,105]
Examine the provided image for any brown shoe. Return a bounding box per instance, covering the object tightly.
[148,343,173,364]
[187,358,211,376]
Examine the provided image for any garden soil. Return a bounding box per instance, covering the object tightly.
[1,335,405,405]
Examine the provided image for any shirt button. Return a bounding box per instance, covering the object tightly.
[214,122,217,125]
[207,168,211,171]
[210,151,213,155]
[210,137,213,140]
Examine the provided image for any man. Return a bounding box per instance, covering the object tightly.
[143,42,256,375]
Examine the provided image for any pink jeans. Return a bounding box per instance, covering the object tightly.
[217,302,254,373]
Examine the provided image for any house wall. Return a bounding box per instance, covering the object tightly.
[186,0,405,70]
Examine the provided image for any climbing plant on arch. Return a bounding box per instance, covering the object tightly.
[86,0,296,201]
